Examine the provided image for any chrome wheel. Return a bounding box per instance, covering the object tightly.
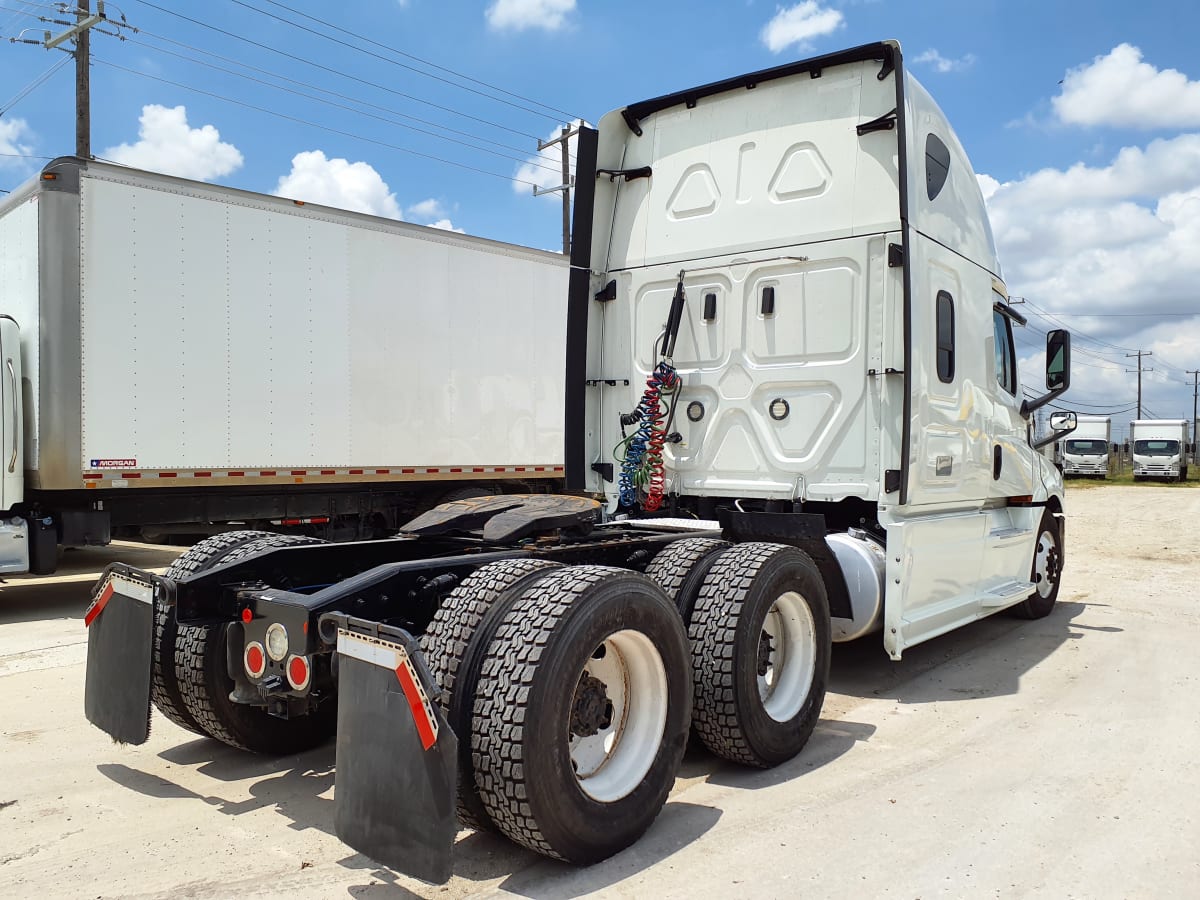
[1033,528,1061,599]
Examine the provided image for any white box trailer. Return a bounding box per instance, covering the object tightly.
[84,41,1079,883]
[1061,415,1111,477]
[1130,419,1190,481]
[0,160,567,574]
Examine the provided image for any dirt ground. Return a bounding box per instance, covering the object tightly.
[1,489,1197,899]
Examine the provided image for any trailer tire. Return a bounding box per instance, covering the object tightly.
[688,542,830,769]
[175,534,337,753]
[1012,511,1063,620]
[419,558,562,831]
[644,537,731,626]
[472,566,691,863]
[152,531,282,736]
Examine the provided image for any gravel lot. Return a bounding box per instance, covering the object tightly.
[2,488,1198,899]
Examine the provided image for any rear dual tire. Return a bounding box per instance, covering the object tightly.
[470,566,692,864]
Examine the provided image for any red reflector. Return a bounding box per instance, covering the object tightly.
[84,583,115,627]
[281,518,301,526]
[349,469,364,475]
[302,620,308,634]
[83,473,103,480]
[395,663,437,750]
[311,516,330,525]
[320,470,335,476]
[241,607,253,623]
[291,470,306,476]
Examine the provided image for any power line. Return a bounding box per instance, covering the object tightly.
[124,33,562,174]
[94,58,546,189]
[131,28,555,167]
[247,0,581,122]
[0,47,70,116]
[127,0,546,142]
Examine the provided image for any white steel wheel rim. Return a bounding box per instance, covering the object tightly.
[568,629,668,803]
[758,591,817,723]
[1034,529,1059,598]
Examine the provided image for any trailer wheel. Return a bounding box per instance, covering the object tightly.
[175,534,336,753]
[1012,511,1063,620]
[472,566,691,863]
[152,531,283,736]
[689,542,830,768]
[419,558,562,831]
[644,537,731,626]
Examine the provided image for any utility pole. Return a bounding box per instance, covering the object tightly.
[533,125,578,256]
[1125,350,1154,418]
[1188,369,1199,465]
[9,1,112,160]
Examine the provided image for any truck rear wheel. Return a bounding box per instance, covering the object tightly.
[1012,511,1063,620]
[419,558,561,831]
[175,534,336,753]
[472,566,691,863]
[689,543,830,768]
[644,537,731,625]
[152,530,284,736]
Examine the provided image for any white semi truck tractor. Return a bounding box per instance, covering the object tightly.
[1130,419,1190,481]
[83,41,1076,884]
[0,161,568,575]
[1061,415,1111,477]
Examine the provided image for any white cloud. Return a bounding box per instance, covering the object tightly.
[429,218,465,233]
[514,119,586,196]
[1053,44,1200,129]
[274,151,402,219]
[913,49,976,74]
[102,105,242,181]
[407,198,447,220]
[760,2,844,54]
[0,118,34,167]
[981,134,1200,419]
[486,0,575,32]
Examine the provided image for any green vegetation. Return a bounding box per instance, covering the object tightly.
[1065,467,1200,489]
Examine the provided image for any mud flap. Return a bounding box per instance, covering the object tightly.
[83,569,156,745]
[328,616,458,885]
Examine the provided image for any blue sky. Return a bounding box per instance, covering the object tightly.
[2,0,1198,434]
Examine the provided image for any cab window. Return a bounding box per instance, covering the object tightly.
[992,309,1017,395]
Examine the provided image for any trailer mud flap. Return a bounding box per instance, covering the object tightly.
[330,620,458,885]
[83,570,156,745]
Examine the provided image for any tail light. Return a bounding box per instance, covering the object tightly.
[244,641,266,679]
[286,654,311,691]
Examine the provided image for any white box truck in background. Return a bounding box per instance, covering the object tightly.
[1130,419,1190,481]
[1061,415,1111,477]
[85,41,1078,882]
[0,160,567,574]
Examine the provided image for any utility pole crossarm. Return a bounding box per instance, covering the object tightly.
[534,125,579,256]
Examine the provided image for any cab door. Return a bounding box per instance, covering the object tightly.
[987,303,1035,500]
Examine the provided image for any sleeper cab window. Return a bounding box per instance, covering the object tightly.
[935,291,954,383]
[926,134,951,201]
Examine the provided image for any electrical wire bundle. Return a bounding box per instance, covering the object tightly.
[616,362,679,510]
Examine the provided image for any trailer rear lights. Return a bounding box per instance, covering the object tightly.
[241,607,253,624]
[265,622,289,661]
[286,655,311,691]
[244,642,266,679]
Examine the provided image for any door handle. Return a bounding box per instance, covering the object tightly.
[993,444,1002,480]
[6,358,16,474]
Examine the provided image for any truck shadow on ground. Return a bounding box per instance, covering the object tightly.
[828,598,1115,705]
[93,597,1110,899]
[0,578,91,625]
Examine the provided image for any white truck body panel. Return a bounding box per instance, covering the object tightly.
[579,42,1064,658]
[0,161,568,492]
[1130,419,1188,479]
[1061,415,1110,476]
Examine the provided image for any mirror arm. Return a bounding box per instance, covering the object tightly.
[1021,387,1065,418]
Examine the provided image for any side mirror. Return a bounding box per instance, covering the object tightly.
[1045,329,1070,391]
[1022,329,1072,417]
[1033,410,1077,450]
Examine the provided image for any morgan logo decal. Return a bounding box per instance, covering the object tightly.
[90,459,136,468]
